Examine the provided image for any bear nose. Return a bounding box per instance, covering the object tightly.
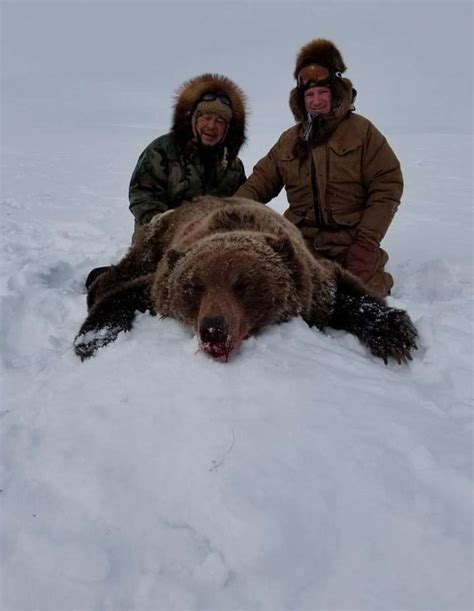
[199,316,229,343]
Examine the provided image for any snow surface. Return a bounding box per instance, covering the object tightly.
[1,2,473,610]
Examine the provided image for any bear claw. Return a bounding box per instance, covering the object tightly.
[365,309,419,365]
[74,327,121,360]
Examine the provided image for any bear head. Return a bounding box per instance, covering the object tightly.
[151,231,312,361]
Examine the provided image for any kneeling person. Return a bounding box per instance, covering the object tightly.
[236,39,403,297]
[86,73,247,289]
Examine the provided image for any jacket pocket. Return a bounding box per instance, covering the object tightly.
[278,153,300,189]
[330,209,363,227]
[328,141,362,182]
[167,160,190,200]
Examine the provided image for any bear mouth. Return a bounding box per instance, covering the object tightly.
[199,339,235,362]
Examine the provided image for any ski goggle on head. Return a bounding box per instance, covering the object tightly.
[199,92,232,107]
[297,64,337,89]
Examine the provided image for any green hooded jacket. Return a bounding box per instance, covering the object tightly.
[129,74,248,232]
[129,132,246,227]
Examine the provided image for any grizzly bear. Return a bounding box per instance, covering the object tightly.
[74,196,417,364]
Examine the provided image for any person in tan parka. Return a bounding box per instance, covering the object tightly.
[235,39,403,296]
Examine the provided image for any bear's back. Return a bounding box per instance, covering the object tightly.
[160,196,305,251]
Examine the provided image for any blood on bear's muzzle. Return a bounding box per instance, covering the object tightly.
[199,316,234,361]
[196,287,250,362]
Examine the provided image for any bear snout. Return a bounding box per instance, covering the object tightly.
[195,286,249,361]
[199,316,229,344]
[198,316,234,362]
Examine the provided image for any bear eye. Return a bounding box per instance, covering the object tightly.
[183,280,204,295]
[233,279,251,296]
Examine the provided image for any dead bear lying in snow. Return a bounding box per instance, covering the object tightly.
[74,196,417,363]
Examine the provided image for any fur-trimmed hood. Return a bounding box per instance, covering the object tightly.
[172,74,247,160]
[289,39,357,144]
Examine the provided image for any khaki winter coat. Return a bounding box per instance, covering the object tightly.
[236,113,403,257]
[236,38,403,295]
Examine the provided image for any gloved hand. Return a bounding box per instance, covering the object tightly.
[345,238,379,284]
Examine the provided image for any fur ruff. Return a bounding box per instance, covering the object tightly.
[289,78,356,156]
[172,74,247,161]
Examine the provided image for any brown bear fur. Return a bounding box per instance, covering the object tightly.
[75,197,417,363]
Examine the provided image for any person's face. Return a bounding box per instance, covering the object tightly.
[304,86,332,116]
[195,113,227,147]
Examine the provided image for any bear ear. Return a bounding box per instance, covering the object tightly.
[265,234,308,291]
[166,249,184,270]
[265,235,295,262]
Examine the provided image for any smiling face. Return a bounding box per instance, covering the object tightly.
[303,86,333,116]
[195,113,228,147]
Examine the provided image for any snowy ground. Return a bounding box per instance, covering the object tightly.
[1,2,473,609]
[2,123,473,610]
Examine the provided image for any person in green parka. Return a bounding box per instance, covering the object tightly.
[129,72,247,237]
[86,73,247,289]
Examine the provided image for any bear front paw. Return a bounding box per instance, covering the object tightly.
[366,308,418,365]
[73,327,121,361]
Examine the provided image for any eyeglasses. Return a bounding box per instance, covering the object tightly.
[200,92,232,107]
[297,64,333,89]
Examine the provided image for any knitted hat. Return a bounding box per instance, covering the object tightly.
[193,98,233,124]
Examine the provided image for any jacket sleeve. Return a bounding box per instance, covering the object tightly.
[235,142,284,203]
[129,143,170,226]
[356,123,403,246]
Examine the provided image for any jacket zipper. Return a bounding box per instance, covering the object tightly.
[309,144,325,227]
